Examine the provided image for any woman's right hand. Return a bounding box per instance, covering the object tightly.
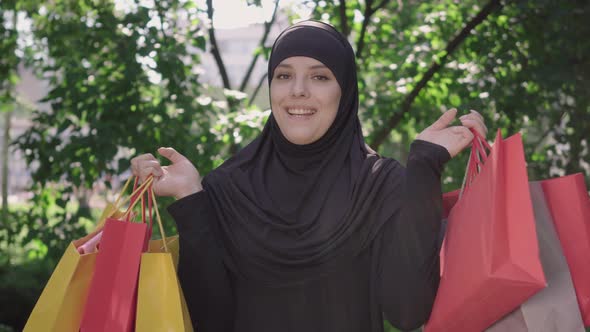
[131,147,203,200]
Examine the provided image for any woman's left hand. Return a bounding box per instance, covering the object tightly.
[416,108,488,158]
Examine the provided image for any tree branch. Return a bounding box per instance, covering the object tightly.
[356,0,373,60]
[371,0,390,16]
[356,0,390,59]
[206,0,231,90]
[339,0,350,37]
[369,0,502,149]
[2,110,12,224]
[248,73,268,107]
[239,0,280,92]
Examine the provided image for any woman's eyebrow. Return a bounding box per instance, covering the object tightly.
[308,64,328,69]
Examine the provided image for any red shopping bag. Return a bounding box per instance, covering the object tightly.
[80,178,153,332]
[425,130,546,332]
[541,173,590,326]
[486,181,585,332]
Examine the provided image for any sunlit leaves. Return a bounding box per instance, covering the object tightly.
[3,0,589,265]
[311,0,589,189]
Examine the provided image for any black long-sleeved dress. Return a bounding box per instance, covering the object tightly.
[167,140,451,332]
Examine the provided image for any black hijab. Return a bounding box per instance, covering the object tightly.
[203,20,400,286]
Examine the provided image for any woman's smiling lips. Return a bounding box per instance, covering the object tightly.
[285,107,317,119]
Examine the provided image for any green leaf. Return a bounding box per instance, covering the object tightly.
[449,94,461,107]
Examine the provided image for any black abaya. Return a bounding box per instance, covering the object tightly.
[168,140,450,332]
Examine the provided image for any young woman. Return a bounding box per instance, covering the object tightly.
[131,20,487,332]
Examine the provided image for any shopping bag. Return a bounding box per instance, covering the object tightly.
[486,181,585,332]
[23,178,137,332]
[80,177,153,332]
[147,236,191,330]
[541,173,590,326]
[22,233,99,332]
[136,189,194,331]
[425,130,546,332]
[148,235,179,268]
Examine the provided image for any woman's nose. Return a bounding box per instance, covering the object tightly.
[290,77,309,98]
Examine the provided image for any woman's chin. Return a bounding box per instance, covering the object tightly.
[284,132,317,145]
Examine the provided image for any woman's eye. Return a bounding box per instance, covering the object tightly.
[276,73,290,79]
[313,75,329,81]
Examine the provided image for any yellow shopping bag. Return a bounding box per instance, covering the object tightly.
[136,189,194,332]
[23,236,98,332]
[149,234,179,267]
[23,178,149,332]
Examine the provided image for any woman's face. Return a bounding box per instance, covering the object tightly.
[270,56,341,145]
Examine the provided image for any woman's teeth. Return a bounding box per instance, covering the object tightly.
[287,108,316,115]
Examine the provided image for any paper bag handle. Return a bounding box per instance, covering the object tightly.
[121,177,154,221]
[459,129,492,198]
[126,181,169,252]
[112,177,133,212]
[150,188,169,253]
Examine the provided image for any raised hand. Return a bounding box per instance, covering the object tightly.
[416,109,488,158]
[130,147,203,199]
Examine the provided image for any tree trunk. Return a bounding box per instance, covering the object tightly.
[2,109,13,223]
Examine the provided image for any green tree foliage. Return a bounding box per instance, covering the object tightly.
[311,0,589,191]
[17,0,214,186]
[0,0,589,330]
[0,0,19,227]
[0,0,19,102]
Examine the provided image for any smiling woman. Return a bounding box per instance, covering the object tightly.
[270,56,341,145]
[130,19,488,332]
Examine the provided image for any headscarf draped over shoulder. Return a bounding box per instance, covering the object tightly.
[203,20,400,286]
